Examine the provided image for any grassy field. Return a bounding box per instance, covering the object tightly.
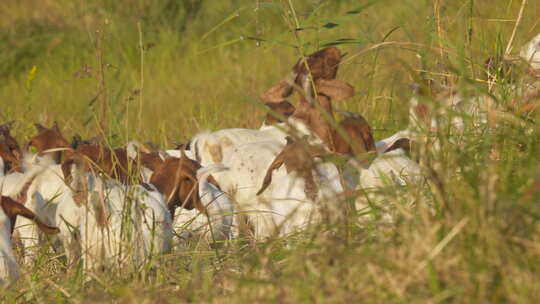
[2,0,540,302]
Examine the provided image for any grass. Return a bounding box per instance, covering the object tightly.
[2,0,540,302]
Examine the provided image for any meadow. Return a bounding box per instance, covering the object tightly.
[1,0,540,302]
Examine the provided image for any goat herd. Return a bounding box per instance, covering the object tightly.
[1,33,539,285]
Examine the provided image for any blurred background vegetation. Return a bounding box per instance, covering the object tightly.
[1,0,538,144]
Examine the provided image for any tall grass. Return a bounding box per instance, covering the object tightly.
[1,0,540,302]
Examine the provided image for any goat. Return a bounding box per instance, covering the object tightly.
[171,164,234,246]
[149,153,233,243]
[67,141,136,184]
[126,141,167,183]
[202,135,344,239]
[188,47,355,167]
[254,136,344,237]
[344,147,423,224]
[192,140,283,239]
[78,172,172,272]
[0,153,53,201]
[333,112,377,158]
[1,196,59,285]
[12,155,80,265]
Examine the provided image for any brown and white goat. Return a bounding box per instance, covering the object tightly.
[189,47,360,167]
[211,136,344,239]
[26,122,70,164]
[1,196,59,284]
[149,152,233,243]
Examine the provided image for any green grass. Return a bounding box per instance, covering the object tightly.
[2,0,540,302]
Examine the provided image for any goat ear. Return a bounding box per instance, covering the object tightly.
[1,196,60,235]
[53,121,60,132]
[293,47,342,82]
[256,152,286,196]
[34,123,47,132]
[316,79,354,101]
[384,138,411,154]
[206,174,222,191]
[360,125,376,155]
[260,80,294,103]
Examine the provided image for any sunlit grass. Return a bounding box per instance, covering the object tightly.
[1,0,540,302]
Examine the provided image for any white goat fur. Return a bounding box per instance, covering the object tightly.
[0,154,53,198]
[209,140,343,239]
[79,175,172,272]
[521,32,540,71]
[188,117,324,167]
[13,158,80,265]
[0,204,19,284]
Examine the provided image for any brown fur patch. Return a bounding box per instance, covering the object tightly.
[28,122,69,163]
[11,177,35,205]
[67,143,136,184]
[139,151,165,171]
[333,115,376,157]
[257,137,326,201]
[150,154,208,220]
[263,101,296,125]
[293,47,342,83]
[260,80,294,103]
[316,79,355,101]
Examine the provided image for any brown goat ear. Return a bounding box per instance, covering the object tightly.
[34,123,47,132]
[257,151,286,196]
[293,47,342,82]
[260,80,294,103]
[178,170,206,213]
[384,138,411,154]
[1,196,60,235]
[316,79,355,101]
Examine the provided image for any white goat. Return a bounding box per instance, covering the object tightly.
[345,148,423,223]
[14,157,81,265]
[260,161,343,237]
[79,174,172,272]
[188,126,287,166]
[209,139,344,239]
